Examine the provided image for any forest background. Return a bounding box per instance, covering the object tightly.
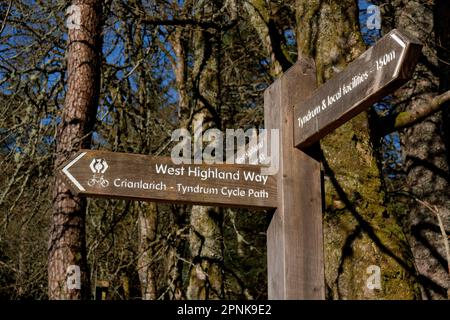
[0,0,449,300]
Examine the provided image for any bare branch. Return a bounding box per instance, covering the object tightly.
[395,90,450,130]
[379,89,450,136]
[0,0,13,37]
[416,198,450,299]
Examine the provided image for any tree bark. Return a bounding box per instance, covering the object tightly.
[296,0,420,299]
[167,17,226,299]
[384,0,450,299]
[186,22,225,299]
[160,27,190,300]
[131,21,159,300]
[244,0,284,77]
[187,205,224,300]
[48,0,103,300]
[137,203,158,300]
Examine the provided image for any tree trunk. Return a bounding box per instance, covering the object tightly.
[384,0,450,299]
[187,205,224,300]
[295,0,420,299]
[48,0,103,300]
[167,19,226,299]
[130,21,159,300]
[186,20,225,299]
[160,27,190,300]
[137,203,158,300]
[244,0,283,77]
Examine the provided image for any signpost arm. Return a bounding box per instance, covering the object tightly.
[293,29,422,149]
[265,58,325,299]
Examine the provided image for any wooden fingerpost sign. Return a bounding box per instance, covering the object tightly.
[61,150,277,209]
[294,29,422,148]
[60,28,422,300]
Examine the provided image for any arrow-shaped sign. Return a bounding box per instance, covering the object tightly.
[294,29,422,149]
[60,150,277,209]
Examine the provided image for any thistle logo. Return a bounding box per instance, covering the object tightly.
[88,159,109,187]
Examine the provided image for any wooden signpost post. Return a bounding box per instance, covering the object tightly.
[60,29,422,300]
[264,58,325,299]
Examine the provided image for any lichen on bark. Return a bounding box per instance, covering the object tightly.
[187,206,224,299]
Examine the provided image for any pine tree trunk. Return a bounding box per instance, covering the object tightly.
[48,0,103,300]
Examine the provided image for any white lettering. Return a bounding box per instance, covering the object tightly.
[243,171,268,185]
[171,129,192,164]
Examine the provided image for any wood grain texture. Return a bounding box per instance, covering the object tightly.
[294,29,422,149]
[265,59,325,299]
[60,150,277,209]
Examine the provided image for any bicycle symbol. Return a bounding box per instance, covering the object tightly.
[87,174,109,187]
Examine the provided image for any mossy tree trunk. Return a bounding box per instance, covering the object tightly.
[187,205,224,299]
[380,0,450,299]
[295,0,420,299]
[243,0,283,77]
[168,6,225,298]
[137,203,158,300]
[186,25,225,300]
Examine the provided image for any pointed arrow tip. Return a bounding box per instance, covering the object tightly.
[390,33,406,48]
[390,33,407,79]
[62,151,87,192]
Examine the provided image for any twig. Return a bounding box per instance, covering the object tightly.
[0,0,13,37]
[416,198,450,299]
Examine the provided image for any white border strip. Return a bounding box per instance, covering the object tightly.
[390,33,407,78]
[62,152,87,192]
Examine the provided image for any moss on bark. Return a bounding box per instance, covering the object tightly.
[296,0,421,299]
